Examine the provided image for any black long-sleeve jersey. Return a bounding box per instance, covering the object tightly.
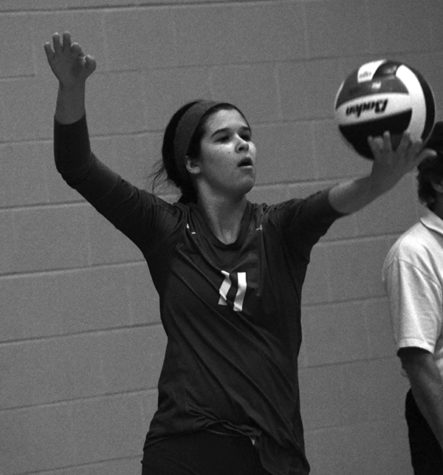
[54,116,342,475]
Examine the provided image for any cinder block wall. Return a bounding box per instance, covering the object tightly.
[1,1,442,474]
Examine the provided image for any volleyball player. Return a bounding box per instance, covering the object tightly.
[44,32,435,475]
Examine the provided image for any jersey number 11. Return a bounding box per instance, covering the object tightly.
[218,270,247,312]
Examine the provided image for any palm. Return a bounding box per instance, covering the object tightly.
[44,32,96,87]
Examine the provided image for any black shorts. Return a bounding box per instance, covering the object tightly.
[141,431,270,475]
[405,389,443,474]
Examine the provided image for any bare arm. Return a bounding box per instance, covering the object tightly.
[328,132,436,214]
[44,32,96,124]
[400,347,443,449]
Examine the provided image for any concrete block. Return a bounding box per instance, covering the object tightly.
[104,8,176,70]
[71,393,145,463]
[303,301,369,367]
[0,266,133,342]
[324,213,359,242]
[0,77,55,141]
[174,2,305,66]
[341,420,412,475]
[355,173,419,237]
[0,14,34,77]
[226,2,306,63]
[0,404,76,473]
[142,67,211,131]
[173,5,235,66]
[430,1,443,49]
[126,263,161,325]
[87,207,144,265]
[0,211,16,275]
[87,71,146,135]
[305,419,413,475]
[365,298,397,359]
[304,426,348,475]
[299,365,344,430]
[368,0,432,54]
[278,59,343,121]
[253,122,316,185]
[0,0,131,10]
[100,325,166,392]
[142,389,159,425]
[34,457,143,475]
[52,266,133,332]
[304,0,371,58]
[210,63,280,124]
[91,133,160,190]
[324,237,393,301]
[312,119,370,180]
[1,142,50,208]
[302,245,332,305]
[404,52,443,119]
[341,358,409,425]
[0,334,105,409]
[12,204,89,273]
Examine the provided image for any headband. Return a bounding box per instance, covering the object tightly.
[173,100,220,180]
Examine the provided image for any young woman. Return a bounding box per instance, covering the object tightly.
[44,32,435,475]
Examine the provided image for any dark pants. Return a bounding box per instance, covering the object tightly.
[141,431,270,475]
[406,389,443,474]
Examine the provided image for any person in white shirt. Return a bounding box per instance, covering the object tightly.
[383,122,443,474]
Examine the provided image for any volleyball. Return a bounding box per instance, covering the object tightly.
[334,59,435,159]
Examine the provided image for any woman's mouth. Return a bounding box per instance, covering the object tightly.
[238,157,253,167]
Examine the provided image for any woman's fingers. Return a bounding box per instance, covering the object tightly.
[48,31,82,58]
[70,42,84,58]
[83,55,97,73]
[367,135,384,158]
[368,130,419,162]
[61,31,72,52]
[395,131,412,156]
[52,32,63,54]
[381,131,393,154]
[43,42,54,61]
[44,31,96,84]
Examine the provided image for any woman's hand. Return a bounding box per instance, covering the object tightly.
[367,131,435,194]
[44,31,96,89]
[328,130,436,214]
[45,32,96,124]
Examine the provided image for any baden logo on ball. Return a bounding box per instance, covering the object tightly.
[334,59,436,159]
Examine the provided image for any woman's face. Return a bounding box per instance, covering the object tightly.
[189,108,257,200]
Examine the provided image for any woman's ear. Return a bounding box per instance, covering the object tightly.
[431,179,443,194]
[185,155,201,176]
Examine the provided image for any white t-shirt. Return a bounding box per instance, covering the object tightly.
[382,209,443,377]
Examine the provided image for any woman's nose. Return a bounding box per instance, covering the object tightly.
[236,136,249,152]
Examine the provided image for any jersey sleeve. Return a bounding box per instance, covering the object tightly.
[384,256,442,354]
[269,188,343,258]
[54,116,180,254]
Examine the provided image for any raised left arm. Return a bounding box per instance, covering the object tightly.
[328,131,436,215]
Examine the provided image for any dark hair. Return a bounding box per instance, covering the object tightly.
[417,122,443,210]
[151,101,247,203]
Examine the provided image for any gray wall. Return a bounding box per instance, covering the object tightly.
[1,0,442,473]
